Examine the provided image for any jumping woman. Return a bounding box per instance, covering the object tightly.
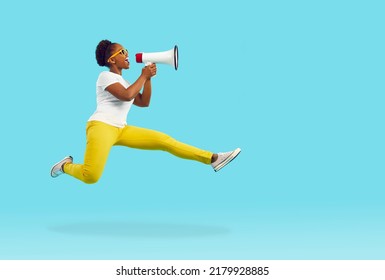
[50,40,241,184]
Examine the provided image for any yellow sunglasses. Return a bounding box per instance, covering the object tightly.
[107,48,128,62]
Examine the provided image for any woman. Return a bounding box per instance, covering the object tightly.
[50,39,240,184]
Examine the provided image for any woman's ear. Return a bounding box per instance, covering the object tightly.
[107,57,115,64]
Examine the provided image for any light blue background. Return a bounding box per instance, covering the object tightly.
[0,0,384,259]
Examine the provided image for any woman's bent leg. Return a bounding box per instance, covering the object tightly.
[64,121,118,184]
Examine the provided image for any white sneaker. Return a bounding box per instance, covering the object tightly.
[50,156,73,178]
[211,148,241,172]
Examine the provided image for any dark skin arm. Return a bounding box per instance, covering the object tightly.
[105,64,157,107]
[134,78,152,107]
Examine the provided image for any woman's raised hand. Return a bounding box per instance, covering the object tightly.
[142,63,157,79]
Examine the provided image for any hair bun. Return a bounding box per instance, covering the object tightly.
[95,39,112,67]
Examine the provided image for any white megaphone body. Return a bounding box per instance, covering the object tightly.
[135,45,178,70]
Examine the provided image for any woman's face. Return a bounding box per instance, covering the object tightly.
[109,44,129,69]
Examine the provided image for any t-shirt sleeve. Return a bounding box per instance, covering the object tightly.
[96,72,120,91]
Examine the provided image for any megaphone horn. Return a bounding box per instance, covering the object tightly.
[135,45,178,70]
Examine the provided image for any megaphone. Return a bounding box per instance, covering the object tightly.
[135,45,178,70]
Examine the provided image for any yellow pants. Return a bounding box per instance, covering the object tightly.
[63,121,213,184]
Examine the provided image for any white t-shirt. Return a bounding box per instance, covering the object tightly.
[88,71,134,128]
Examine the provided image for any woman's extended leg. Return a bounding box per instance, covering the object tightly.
[116,125,213,164]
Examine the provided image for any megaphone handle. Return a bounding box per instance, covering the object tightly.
[144,62,156,77]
